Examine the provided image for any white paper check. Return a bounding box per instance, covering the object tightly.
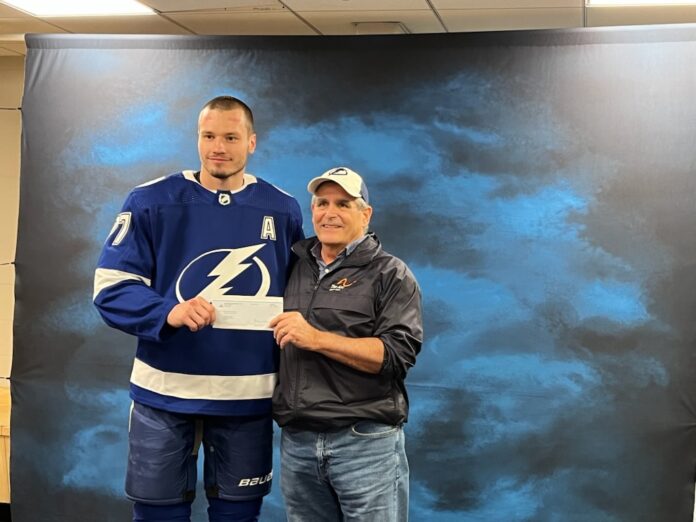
[210,296,283,331]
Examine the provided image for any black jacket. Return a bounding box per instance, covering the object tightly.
[272,233,423,431]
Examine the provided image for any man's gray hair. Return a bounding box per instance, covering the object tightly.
[311,195,370,210]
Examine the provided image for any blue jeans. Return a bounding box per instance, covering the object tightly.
[280,422,409,521]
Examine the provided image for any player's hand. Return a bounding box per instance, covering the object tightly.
[167,296,216,332]
[269,311,320,350]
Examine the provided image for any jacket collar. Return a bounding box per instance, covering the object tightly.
[293,232,382,268]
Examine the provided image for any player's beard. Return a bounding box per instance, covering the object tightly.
[207,161,245,180]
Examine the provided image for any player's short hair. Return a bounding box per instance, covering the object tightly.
[200,96,255,133]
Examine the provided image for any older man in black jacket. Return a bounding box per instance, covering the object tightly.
[270,166,423,522]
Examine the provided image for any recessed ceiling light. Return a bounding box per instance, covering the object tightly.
[0,0,154,17]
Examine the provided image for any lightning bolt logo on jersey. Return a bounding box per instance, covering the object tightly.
[176,244,271,303]
[93,171,304,416]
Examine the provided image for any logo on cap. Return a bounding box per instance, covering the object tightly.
[307,166,369,204]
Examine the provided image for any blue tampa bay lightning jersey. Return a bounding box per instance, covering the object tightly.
[93,171,304,416]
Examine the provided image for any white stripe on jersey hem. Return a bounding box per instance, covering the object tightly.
[182,170,258,194]
[130,358,277,401]
[93,268,151,300]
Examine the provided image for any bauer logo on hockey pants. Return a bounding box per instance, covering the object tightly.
[238,471,273,487]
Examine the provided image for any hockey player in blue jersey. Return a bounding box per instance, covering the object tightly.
[93,96,304,522]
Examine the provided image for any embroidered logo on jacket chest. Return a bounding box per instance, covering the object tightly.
[329,278,357,292]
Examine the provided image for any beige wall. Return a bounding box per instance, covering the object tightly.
[0,56,23,378]
[0,54,21,503]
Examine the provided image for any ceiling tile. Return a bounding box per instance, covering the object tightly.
[284,0,429,10]
[0,4,31,17]
[44,14,192,34]
[439,7,583,32]
[168,10,316,34]
[0,32,24,43]
[0,41,23,53]
[303,9,443,34]
[432,0,581,8]
[586,5,696,27]
[0,17,66,33]
[0,46,20,56]
[141,0,283,12]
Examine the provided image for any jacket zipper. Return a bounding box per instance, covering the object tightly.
[290,262,322,421]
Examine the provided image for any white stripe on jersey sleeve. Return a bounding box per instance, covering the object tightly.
[93,268,152,300]
[136,176,166,188]
[267,180,296,198]
[130,358,277,400]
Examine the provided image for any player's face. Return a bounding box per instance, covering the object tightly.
[312,182,372,252]
[198,108,256,184]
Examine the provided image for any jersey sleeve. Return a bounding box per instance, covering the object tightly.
[289,197,305,245]
[285,197,305,278]
[93,190,178,342]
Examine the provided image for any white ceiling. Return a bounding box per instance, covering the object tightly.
[1,0,696,56]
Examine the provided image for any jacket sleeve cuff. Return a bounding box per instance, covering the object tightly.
[379,340,391,374]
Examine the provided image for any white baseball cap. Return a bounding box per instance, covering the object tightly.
[307,167,370,204]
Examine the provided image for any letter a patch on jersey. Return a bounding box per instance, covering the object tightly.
[260,216,276,241]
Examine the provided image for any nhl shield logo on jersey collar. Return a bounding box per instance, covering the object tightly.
[218,193,232,206]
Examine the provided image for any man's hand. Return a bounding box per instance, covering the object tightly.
[270,311,384,373]
[167,296,216,332]
[270,311,321,350]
